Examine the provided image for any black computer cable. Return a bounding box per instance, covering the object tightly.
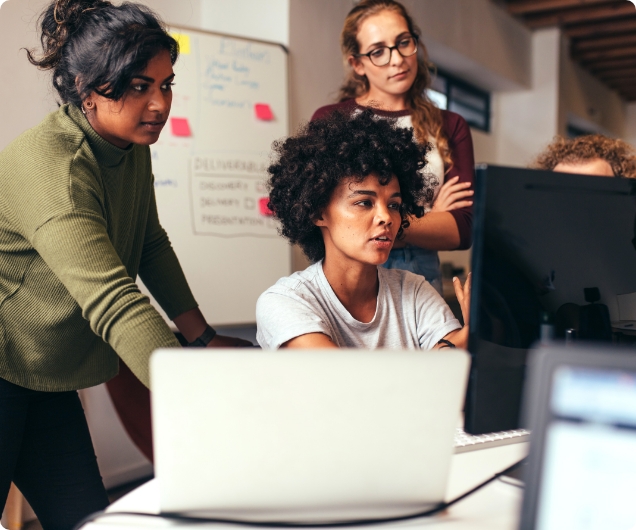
[498,476,524,489]
[73,458,526,530]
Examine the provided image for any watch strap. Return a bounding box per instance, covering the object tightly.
[187,325,217,347]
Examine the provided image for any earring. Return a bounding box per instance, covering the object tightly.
[82,100,94,115]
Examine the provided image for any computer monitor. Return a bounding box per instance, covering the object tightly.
[520,344,636,530]
[465,165,636,435]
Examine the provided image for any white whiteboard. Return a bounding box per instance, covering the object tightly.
[141,26,291,326]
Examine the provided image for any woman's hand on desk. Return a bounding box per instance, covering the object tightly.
[207,335,253,348]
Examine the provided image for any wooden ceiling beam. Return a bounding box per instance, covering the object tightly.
[573,44,636,61]
[602,81,636,92]
[605,88,636,100]
[587,57,636,71]
[602,75,636,84]
[522,2,634,28]
[564,16,636,38]
[507,0,616,16]
[597,70,636,87]
[596,68,636,80]
[498,0,636,100]
[572,33,636,52]
[601,75,636,86]
[597,78,636,89]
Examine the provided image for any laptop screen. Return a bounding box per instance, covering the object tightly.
[534,365,636,529]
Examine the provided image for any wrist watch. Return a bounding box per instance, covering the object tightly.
[187,325,217,347]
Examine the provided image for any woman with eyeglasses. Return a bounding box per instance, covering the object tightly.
[312,0,475,295]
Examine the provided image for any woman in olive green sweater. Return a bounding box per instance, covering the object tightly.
[0,1,248,527]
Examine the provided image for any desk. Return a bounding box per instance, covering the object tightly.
[82,442,528,530]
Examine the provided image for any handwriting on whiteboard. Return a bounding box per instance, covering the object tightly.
[202,41,267,107]
[190,155,278,238]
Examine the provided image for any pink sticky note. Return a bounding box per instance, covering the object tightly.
[170,117,191,137]
[259,197,273,216]
[255,103,274,121]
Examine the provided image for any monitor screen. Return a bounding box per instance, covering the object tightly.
[465,165,636,434]
[535,365,636,529]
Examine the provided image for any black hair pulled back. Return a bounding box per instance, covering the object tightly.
[27,0,179,107]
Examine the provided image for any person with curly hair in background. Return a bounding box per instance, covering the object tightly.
[256,110,471,351]
[311,0,475,295]
[0,0,250,526]
[533,134,636,178]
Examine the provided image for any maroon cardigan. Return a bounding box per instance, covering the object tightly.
[311,100,475,250]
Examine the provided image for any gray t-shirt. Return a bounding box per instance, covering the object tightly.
[256,262,461,350]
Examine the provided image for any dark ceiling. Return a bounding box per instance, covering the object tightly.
[495,0,636,102]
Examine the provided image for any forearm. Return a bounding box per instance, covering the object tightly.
[173,307,208,343]
[400,212,461,250]
[434,326,468,350]
[139,243,197,321]
[282,333,338,349]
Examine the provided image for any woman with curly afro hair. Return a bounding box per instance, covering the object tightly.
[256,110,470,351]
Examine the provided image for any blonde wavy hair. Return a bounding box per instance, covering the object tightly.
[338,0,452,169]
[533,135,636,179]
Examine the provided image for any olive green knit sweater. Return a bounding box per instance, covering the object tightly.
[0,104,197,391]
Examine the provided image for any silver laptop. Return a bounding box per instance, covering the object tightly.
[150,348,470,521]
[520,344,636,530]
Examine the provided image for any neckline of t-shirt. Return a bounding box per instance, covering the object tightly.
[349,99,412,118]
[316,261,384,329]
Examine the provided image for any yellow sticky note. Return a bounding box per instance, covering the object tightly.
[170,32,191,55]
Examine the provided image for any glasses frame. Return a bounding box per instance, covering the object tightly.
[353,34,419,67]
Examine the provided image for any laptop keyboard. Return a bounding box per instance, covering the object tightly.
[454,427,530,453]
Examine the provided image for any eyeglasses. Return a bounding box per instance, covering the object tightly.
[354,35,418,67]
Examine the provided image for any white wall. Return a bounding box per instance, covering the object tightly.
[494,28,561,167]
[201,0,289,46]
[145,0,202,28]
[558,34,626,138]
[288,0,355,131]
[0,0,57,150]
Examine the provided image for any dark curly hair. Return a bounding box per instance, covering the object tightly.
[26,0,178,107]
[267,109,435,262]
